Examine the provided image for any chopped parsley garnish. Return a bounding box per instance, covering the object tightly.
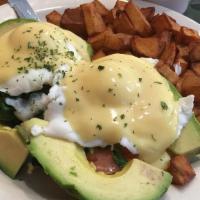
[124,123,128,128]
[69,166,78,177]
[120,114,125,120]
[151,134,157,142]
[154,81,162,84]
[98,65,105,71]
[117,73,122,78]
[96,124,102,130]
[138,78,142,82]
[160,101,168,110]
[75,98,80,102]
[108,88,113,93]
[112,148,127,168]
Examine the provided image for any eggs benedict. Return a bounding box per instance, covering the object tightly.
[0,22,91,124]
[31,54,194,163]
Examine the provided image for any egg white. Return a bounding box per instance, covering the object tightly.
[30,83,194,155]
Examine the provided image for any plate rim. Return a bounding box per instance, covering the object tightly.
[0,0,199,200]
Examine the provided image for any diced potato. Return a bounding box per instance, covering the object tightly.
[192,62,200,76]
[176,45,189,60]
[46,10,62,26]
[103,8,118,25]
[181,26,200,44]
[103,33,125,52]
[189,42,200,62]
[156,61,179,84]
[125,2,152,36]
[113,12,135,35]
[81,2,106,36]
[176,77,184,93]
[93,0,109,16]
[173,58,188,75]
[168,155,195,185]
[88,28,112,51]
[92,49,106,60]
[160,42,176,66]
[115,33,133,51]
[60,7,87,38]
[140,7,155,21]
[159,31,172,46]
[114,0,127,11]
[193,106,200,116]
[181,70,200,104]
[151,13,181,34]
[131,36,165,58]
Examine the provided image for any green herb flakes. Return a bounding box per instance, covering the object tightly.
[160,101,168,110]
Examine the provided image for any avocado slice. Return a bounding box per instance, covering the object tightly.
[168,83,200,156]
[19,118,172,200]
[0,18,36,38]
[0,126,28,178]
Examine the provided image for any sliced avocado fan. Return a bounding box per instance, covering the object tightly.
[19,118,172,200]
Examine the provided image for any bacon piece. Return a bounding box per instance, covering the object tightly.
[168,155,195,185]
[86,147,120,174]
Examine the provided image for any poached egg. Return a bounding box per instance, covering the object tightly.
[31,54,194,163]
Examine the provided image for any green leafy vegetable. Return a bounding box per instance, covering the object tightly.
[112,147,127,168]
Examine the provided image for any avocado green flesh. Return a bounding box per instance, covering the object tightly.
[0,127,28,178]
[28,135,172,200]
[0,18,36,38]
[169,82,200,156]
[170,115,200,156]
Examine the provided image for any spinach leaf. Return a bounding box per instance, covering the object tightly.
[112,147,128,168]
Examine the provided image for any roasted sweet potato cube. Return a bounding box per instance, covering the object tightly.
[81,3,106,36]
[113,12,135,35]
[92,49,106,60]
[181,26,200,44]
[140,7,155,21]
[168,155,195,185]
[160,42,177,66]
[125,2,152,36]
[88,28,112,51]
[156,61,179,84]
[176,45,189,60]
[93,0,109,16]
[114,0,127,11]
[190,43,200,62]
[192,62,200,76]
[46,10,62,26]
[131,36,165,58]
[151,13,181,34]
[181,71,200,104]
[173,58,188,76]
[60,7,87,38]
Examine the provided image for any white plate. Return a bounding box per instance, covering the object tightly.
[0,0,200,200]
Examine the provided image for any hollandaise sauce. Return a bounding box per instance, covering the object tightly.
[31,54,189,163]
